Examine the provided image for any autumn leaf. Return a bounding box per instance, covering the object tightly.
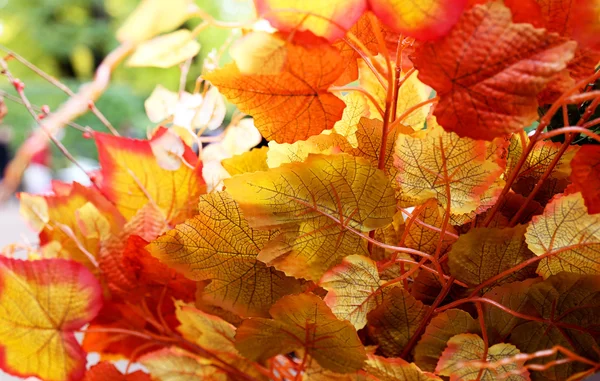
[363,354,442,381]
[0,257,102,381]
[229,31,287,75]
[333,14,379,86]
[148,192,303,317]
[235,293,367,373]
[482,279,539,341]
[320,255,389,330]
[127,30,200,68]
[405,199,457,255]
[448,225,536,290]
[510,273,600,380]
[117,0,195,43]
[140,347,227,381]
[19,182,124,267]
[224,154,396,280]
[367,287,428,357]
[414,309,481,372]
[570,145,600,214]
[84,362,150,381]
[412,2,577,140]
[436,333,530,381]
[222,146,269,176]
[95,128,205,223]
[267,132,349,168]
[525,192,600,277]
[331,92,370,148]
[394,121,502,214]
[204,39,346,143]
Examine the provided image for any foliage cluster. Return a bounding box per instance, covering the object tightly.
[2,0,600,380]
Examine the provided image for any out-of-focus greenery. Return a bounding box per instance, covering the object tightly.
[0,0,253,168]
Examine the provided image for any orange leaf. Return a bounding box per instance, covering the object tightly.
[364,354,442,381]
[571,145,600,214]
[0,257,102,381]
[405,199,457,255]
[235,293,367,373]
[84,362,150,381]
[140,347,227,381]
[367,287,428,357]
[333,14,379,85]
[204,38,345,143]
[412,2,577,140]
[525,192,600,277]
[95,128,205,223]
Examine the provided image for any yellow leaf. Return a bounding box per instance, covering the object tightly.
[75,202,111,241]
[230,31,287,75]
[224,154,396,280]
[358,56,431,130]
[140,347,227,381]
[320,255,388,330]
[405,198,457,255]
[222,146,269,176]
[205,40,345,143]
[414,309,481,372]
[331,92,370,148]
[526,192,600,278]
[149,192,303,317]
[117,0,195,43]
[367,287,428,357]
[448,225,536,290]
[0,257,102,381]
[18,193,49,233]
[128,30,200,68]
[436,334,529,381]
[267,133,349,168]
[235,293,367,373]
[394,120,502,214]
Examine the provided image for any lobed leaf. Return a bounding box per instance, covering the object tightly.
[139,347,227,381]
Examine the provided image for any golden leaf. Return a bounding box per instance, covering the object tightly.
[117,0,194,43]
[140,347,226,381]
[127,30,200,68]
[221,146,269,176]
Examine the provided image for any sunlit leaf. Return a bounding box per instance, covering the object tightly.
[128,30,200,68]
[405,199,457,255]
[230,31,287,75]
[331,92,370,148]
[571,145,600,214]
[0,257,102,381]
[412,2,577,140]
[149,192,303,317]
[394,121,502,214]
[140,347,227,381]
[235,293,367,373]
[224,154,396,280]
[367,287,428,357]
[221,146,269,176]
[414,309,481,372]
[95,128,205,223]
[525,192,600,277]
[364,354,442,381]
[320,255,388,329]
[267,133,349,168]
[436,333,529,381]
[117,0,195,43]
[204,39,345,143]
[333,14,378,86]
[448,225,536,290]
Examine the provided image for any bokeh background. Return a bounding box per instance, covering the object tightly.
[0,1,253,379]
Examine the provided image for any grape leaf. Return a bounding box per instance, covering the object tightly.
[0,257,102,381]
[95,128,205,223]
[224,154,396,280]
[267,133,350,168]
[412,2,577,140]
[139,347,227,381]
[117,0,194,43]
[436,333,529,381]
[331,92,370,148]
[127,30,200,68]
[222,146,269,176]
[320,255,388,330]
[394,121,502,214]
[448,225,536,290]
[414,309,481,372]
[405,199,457,255]
[363,354,442,381]
[570,145,600,214]
[229,31,287,75]
[148,192,303,317]
[333,14,379,86]
[204,39,346,143]
[525,192,600,277]
[367,287,428,357]
[236,293,366,373]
